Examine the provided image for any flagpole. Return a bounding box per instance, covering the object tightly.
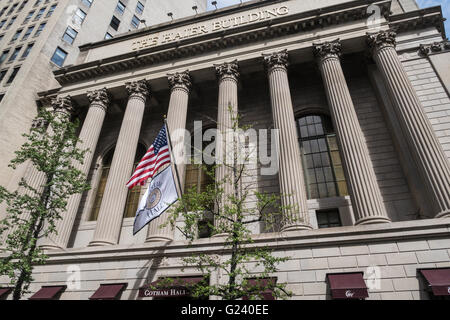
[163,117,189,215]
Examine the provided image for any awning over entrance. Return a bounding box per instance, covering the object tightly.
[327,272,369,299]
[419,268,450,296]
[29,285,66,300]
[139,276,205,298]
[89,283,127,300]
[0,288,12,299]
[243,278,277,300]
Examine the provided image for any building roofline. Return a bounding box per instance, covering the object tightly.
[78,0,283,52]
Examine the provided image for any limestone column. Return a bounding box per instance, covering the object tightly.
[90,80,149,246]
[146,71,191,242]
[314,40,390,225]
[368,31,450,218]
[41,88,110,250]
[213,61,239,234]
[1,97,74,243]
[263,50,312,231]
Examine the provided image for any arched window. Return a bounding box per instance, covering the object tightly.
[89,144,147,221]
[297,114,348,199]
[123,144,148,218]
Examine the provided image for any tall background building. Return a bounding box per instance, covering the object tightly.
[0,0,207,190]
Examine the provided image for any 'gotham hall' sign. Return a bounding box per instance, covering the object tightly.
[132,6,289,50]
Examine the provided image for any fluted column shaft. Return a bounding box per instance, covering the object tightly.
[2,97,74,243]
[147,71,191,242]
[314,40,390,225]
[263,50,311,231]
[90,80,149,246]
[42,89,109,250]
[214,61,239,232]
[369,31,450,218]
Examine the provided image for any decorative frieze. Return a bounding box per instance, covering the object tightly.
[419,40,450,56]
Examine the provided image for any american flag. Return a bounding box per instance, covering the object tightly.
[126,124,171,189]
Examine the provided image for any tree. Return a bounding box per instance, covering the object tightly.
[0,108,91,300]
[163,107,298,300]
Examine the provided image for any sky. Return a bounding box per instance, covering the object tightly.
[207,0,450,38]
[416,0,450,37]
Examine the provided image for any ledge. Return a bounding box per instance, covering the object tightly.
[32,218,450,264]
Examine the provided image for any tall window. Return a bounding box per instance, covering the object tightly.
[50,47,67,66]
[184,127,216,238]
[89,144,147,221]
[136,1,144,15]
[123,144,147,218]
[81,0,93,8]
[73,8,86,26]
[110,15,120,31]
[46,4,56,18]
[116,1,125,15]
[297,114,348,199]
[62,26,77,44]
[6,66,20,84]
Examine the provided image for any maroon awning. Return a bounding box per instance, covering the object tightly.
[89,283,127,300]
[0,288,12,299]
[419,268,450,296]
[243,278,277,300]
[29,285,66,300]
[139,276,205,298]
[327,272,369,299]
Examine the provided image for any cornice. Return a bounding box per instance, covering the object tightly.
[388,6,446,37]
[419,40,450,56]
[53,0,392,86]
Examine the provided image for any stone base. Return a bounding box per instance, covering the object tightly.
[145,236,173,243]
[39,244,64,251]
[355,216,392,225]
[281,224,313,232]
[435,210,450,218]
[88,240,116,247]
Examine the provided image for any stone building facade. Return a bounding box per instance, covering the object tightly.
[0,0,449,300]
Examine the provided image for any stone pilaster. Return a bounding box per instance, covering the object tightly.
[42,88,110,250]
[213,61,239,234]
[146,71,191,242]
[90,80,149,246]
[314,40,390,225]
[368,31,450,218]
[263,50,312,231]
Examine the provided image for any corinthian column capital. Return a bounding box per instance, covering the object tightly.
[87,88,110,111]
[367,30,397,53]
[168,70,192,93]
[31,117,48,129]
[313,39,342,62]
[125,79,150,101]
[263,49,289,71]
[215,60,239,82]
[51,96,74,117]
